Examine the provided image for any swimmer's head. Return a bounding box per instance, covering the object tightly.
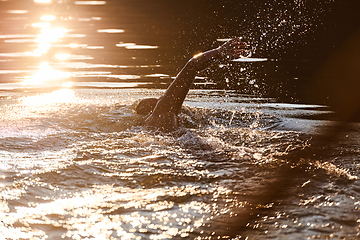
[135,98,158,115]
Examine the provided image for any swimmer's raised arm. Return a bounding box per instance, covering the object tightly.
[161,38,248,114]
[140,38,248,132]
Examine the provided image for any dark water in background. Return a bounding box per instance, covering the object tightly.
[0,0,359,239]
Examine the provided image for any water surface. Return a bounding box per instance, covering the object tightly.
[0,0,359,239]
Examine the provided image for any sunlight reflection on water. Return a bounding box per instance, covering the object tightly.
[75,1,106,5]
[34,0,51,3]
[21,62,71,85]
[0,87,358,239]
[116,43,159,50]
[0,0,359,239]
[0,179,238,239]
[97,29,124,33]
[31,28,68,57]
[20,89,75,105]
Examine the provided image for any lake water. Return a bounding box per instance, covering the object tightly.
[0,0,359,239]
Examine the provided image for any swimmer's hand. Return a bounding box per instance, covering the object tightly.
[218,38,249,60]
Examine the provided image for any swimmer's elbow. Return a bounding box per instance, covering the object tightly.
[185,57,199,70]
[186,49,220,71]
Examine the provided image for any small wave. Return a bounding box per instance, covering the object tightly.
[178,105,280,130]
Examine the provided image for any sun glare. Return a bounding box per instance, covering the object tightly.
[27,27,68,57]
[22,62,71,85]
[20,89,76,106]
[69,43,87,48]
[75,1,106,5]
[7,10,28,14]
[34,0,51,3]
[55,53,71,60]
[40,15,56,21]
[35,28,67,43]
[31,22,51,28]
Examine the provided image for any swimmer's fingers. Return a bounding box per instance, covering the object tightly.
[219,38,249,59]
[231,48,249,58]
[222,38,248,49]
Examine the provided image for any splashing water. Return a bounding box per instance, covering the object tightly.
[0,0,359,239]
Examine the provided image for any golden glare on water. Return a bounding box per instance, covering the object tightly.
[97,29,124,33]
[69,43,87,48]
[20,89,76,106]
[35,28,67,43]
[75,1,106,5]
[7,10,28,14]
[27,27,67,57]
[116,42,158,49]
[40,15,56,21]
[0,184,220,239]
[55,53,71,60]
[22,62,71,85]
[31,22,51,28]
[36,43,52,55]
[34,0,51,3]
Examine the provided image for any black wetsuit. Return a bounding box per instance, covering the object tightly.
[143,49,221,132]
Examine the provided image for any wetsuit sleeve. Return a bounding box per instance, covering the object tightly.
[152,48,221,115]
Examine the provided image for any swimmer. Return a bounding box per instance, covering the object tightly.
[136,38,248,132]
